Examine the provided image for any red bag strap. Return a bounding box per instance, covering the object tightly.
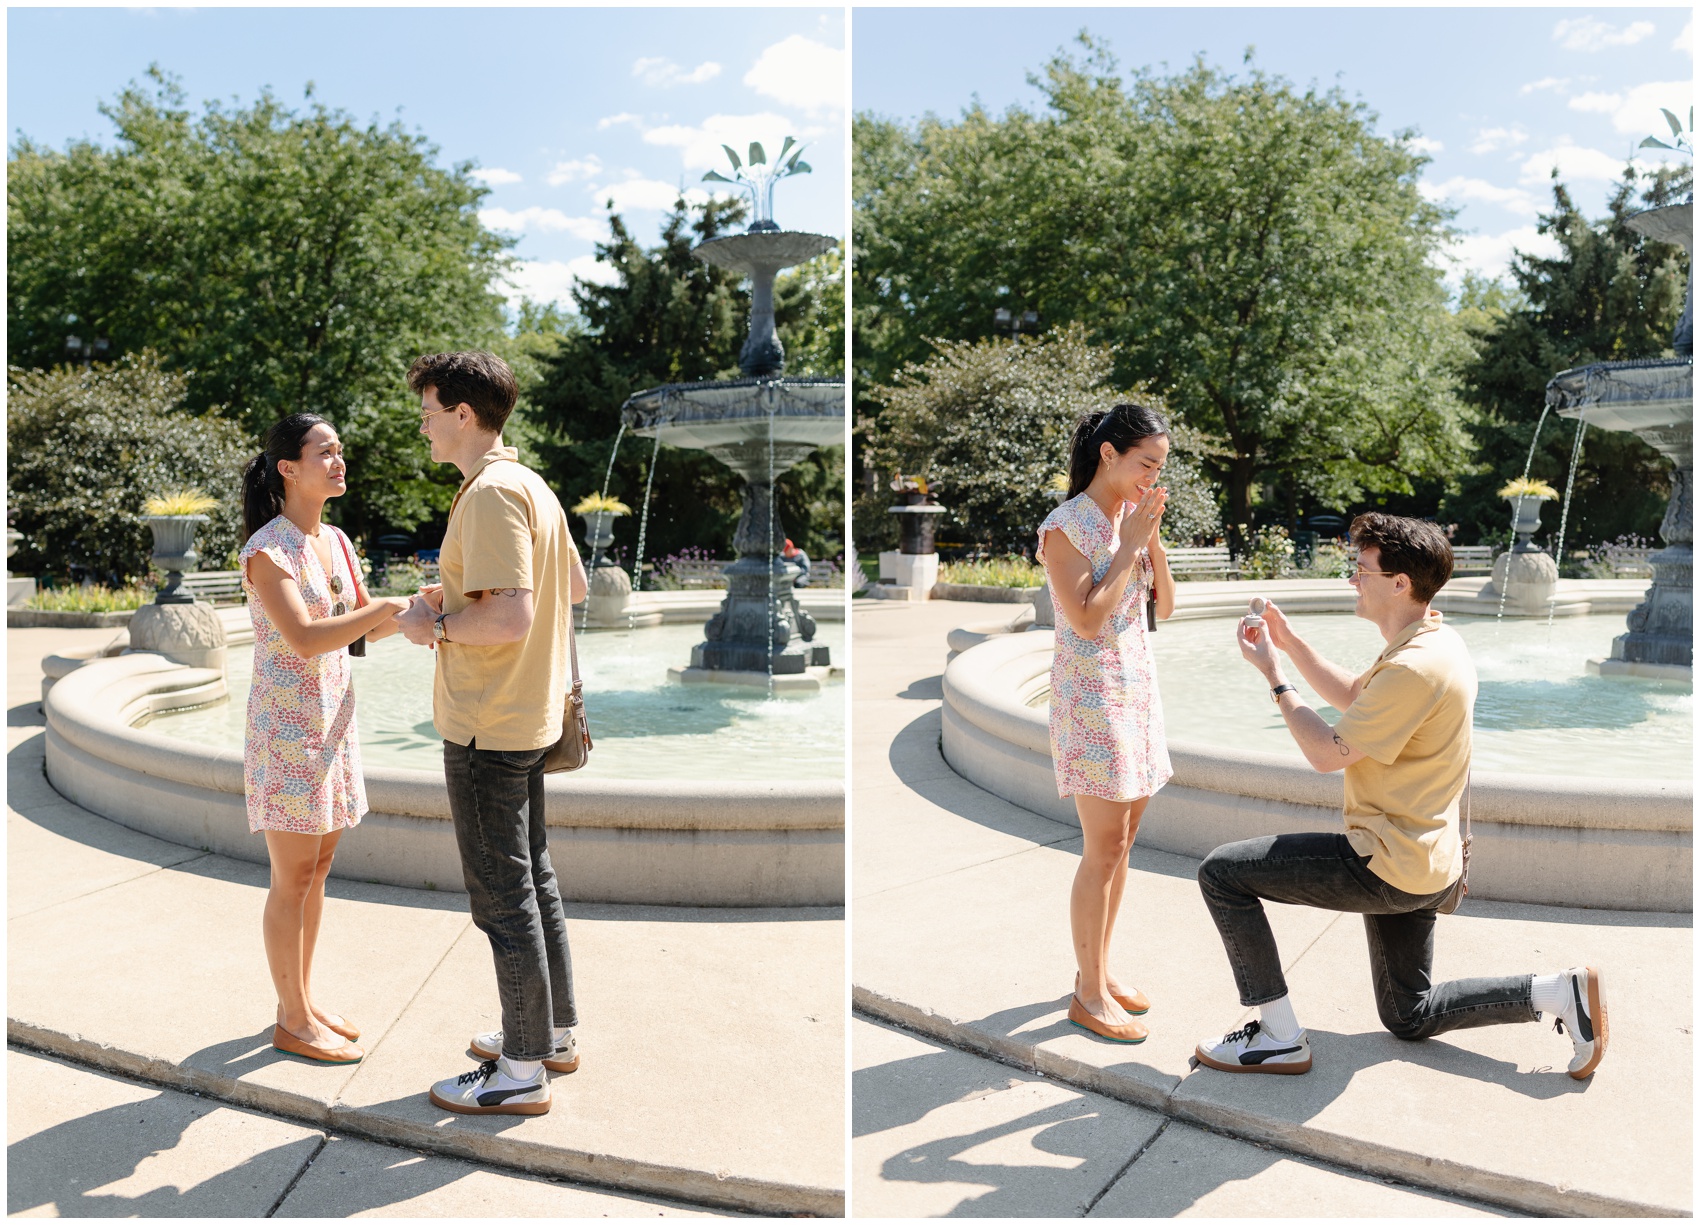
[333,529,366,609]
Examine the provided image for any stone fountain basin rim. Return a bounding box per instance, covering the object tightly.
[944,626,1691,835]
[45,652,844,833]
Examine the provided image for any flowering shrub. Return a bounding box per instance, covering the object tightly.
[1238,524,1296,579]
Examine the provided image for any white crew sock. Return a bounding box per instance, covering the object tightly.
[1259,995,1301,1042]
[499,1056,543,1080]
[1530,972,1568,1019]
[553,1026,571,1045]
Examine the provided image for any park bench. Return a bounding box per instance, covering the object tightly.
[665,559,730,588]
[178,570,246,604]
[1602,544,1655,577]
[1451,545,1496,576]
[1164,545,1239,579]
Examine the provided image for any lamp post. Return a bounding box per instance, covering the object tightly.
[993,307,1041,343]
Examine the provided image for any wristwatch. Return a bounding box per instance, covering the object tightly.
[433,613,450,644]
[1270,683,1298,702]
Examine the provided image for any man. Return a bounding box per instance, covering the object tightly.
[1194,513,1606,1079]
[395,351,589,1115]
[782,538,812,588]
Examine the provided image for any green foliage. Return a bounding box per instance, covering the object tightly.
[530,199,845,563]
[25,582,154,612]
[860,324,1220,552]
[1237,523,1297,579]
[853,37,1472,547]
[6,353,254,581]
[938,555,1046,587]
[7,68,512,539]
[371,559,429,597]
[775,244,846,378]
[1444,169,1691,547]
[1301,540,1355,579]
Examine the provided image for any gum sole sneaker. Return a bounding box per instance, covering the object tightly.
[1076,972,1150,1016]
[1556,966,1608,1080]
[469,1029,580,1074]
[271,1024,363,1065]
[429,1060,551,1116]
[1067,994,1148,1044]
[1195,1020,1312,1074]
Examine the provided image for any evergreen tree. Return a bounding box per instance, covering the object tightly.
[1445,168,1691,548]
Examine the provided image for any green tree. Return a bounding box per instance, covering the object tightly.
[7,69,511,539]
[6,353,254,582]
[862,325,1220,552]
[1445,169,1691,547]
[530,200,845,568]
[854,39,1472,547]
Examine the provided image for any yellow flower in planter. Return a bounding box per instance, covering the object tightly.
[143,488,219,516]
[571,493,632,515]
[1497,477,1560,501]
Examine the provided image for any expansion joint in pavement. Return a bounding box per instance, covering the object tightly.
[263,1132,329,1218]
[7,1024,835,1217]
[7,850,215,923]
[1084,1117,1172,1217]
[850,994,1654,1219]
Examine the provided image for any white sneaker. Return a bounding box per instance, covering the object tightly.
[1548,966,1608,1079]
[1195,1020,1312,1075]
[429,1057,551,1115]
[469,1029,580,1074]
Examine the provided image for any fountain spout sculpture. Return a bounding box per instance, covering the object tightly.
[1547,193,1693,678]
[621,140,842,689]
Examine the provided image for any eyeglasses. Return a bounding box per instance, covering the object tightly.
[1352,566,1394,578]
[419,403,461,426]
[330,574,346,616]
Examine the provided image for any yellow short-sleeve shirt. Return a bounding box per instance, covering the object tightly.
[1331,612,1476,896]
[433,446,577,751]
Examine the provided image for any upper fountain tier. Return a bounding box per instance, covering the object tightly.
[623,376,843,481]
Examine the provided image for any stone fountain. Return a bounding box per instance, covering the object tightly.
[621,139,842,691]
[1547,194,1693,679]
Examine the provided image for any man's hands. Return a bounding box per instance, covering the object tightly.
[1237,616,1283,683]
[395,592,439,647]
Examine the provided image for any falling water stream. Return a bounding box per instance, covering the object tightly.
[631,434,662,600]
[1497,403,1555,621]
[1547,408,1590,631]
[599,422,627,505]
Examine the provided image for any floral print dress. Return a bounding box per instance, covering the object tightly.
[239,516,367,835]
[1037,493,1174,802]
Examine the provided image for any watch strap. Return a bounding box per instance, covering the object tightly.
[1270,683,1298,701]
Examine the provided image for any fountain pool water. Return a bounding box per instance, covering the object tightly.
[142,622,845,781]
[1025,613,1692,780]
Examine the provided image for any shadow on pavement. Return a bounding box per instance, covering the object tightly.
[9,697,46,728]
[897,675,944,701]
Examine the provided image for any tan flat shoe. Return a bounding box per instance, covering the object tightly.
[1067,995,1148,1044]
[319,1014,361,1042]
[1077,972,1150,1016]
[272,1023,364,1064]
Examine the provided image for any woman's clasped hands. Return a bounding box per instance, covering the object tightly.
[1118,485,1169,554]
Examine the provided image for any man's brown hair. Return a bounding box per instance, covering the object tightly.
[1349,513,1453,604]
[406,351,519,434]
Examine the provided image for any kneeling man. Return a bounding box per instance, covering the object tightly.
[1195,513,1605,1079]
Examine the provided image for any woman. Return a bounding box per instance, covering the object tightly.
[1036,402,1177,1044]
[240,414,411,1064]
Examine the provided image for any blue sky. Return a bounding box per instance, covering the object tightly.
[7,7,847,313]
[853,7,1692,286]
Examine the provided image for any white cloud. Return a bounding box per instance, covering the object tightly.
[1552,16,1655,52]
[633,56,721,88]
[587,176,709,213]
[1568,81,1693,135]
[1446,225,1564,283]
[1677,19,1693,57]
[470,167,521,187]
[1419,176,1538,215]
[1405,136,1444,156]
[1469,125,1529,155]
[546,156,603,186]
[643,111,814,173]
[499,257,618,309]
[479,207,605,241]
[598,112,642,130]
[1520,76,1572,95]
[1518,141,1648,186]
[744,35,844,115]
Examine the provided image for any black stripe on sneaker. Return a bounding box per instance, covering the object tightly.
[1242,1046,1304,1064]
[1570,975,1594,1043]
[477,1086,542,1106]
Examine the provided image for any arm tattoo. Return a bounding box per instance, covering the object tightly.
[488,588,519,597]
[1332,733,1352,757]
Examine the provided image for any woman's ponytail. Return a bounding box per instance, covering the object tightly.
[242,413,329,540]
[1063,402,1170,499]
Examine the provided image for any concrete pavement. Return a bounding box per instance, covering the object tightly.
[8,626,844,1217]
[850,597,1692,1218]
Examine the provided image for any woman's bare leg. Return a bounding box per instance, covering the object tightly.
[297,830,343,1029]
[1101,797,1149,998]
[1071,796,1136,1025]
[264,830,344,1048]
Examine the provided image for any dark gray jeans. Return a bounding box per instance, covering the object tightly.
[1198,833,1537,1040]
[444,738,577,1062]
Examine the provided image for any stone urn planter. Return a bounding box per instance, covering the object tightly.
[581,510,625,570]
[143,515,209,604]
[1507,495,1549,552]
